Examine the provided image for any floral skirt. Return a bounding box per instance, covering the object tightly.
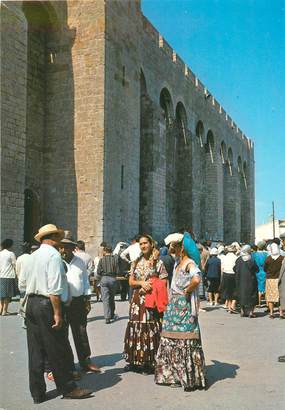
[266,279,279,303]
[124,289,162,366]
[155,336,206,389]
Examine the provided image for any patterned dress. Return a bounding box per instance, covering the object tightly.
[155,261,206,390]
[124,257,168,367]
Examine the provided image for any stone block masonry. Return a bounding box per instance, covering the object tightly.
[0,0,254,256]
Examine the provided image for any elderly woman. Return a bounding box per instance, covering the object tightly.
[205,247,221,306]
[0,239,17,316]
[155,233,206,392]
[264,243,284,318]
[220,244,238,313]
[278,258,285,319]
[124,235,168,374]
[252,241,268,307]
[234,245,258,318]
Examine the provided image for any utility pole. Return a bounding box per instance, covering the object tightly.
[272,201,275,238]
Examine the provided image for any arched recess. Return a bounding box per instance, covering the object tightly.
[24,189,41,243]
[175,102,192,229]
[220,141,227,164]
[201,130,222,240]
[223,147,240,242]
[196,120,204,147]
[240,161,250,241]
[22,2,77,236]
[139,70,154,234]
[159,87,176,233]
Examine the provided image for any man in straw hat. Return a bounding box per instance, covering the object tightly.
[60,234,101,373]
[23,224,92,403]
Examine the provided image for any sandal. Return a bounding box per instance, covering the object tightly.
[269,314,274,319]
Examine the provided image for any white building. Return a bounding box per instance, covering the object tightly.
[255,219,285,243]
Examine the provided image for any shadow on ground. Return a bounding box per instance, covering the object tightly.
[206,360,239,387]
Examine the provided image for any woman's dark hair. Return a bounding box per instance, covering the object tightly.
[103,245,113,254]
[1,239,13,249]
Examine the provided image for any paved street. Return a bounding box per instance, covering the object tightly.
[0,298,284,410]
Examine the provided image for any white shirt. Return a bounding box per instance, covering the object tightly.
[0,249,16,278]
[74,250,94,276]
[120,242,141,263]
[16,253,31,278]
[65,256,91,298]
[23,244,68,302]
[221,252,238,274]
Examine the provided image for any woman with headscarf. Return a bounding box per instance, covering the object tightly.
[205,247,221,306]
[155,232,206,392]
[252,240,268,307]
[264,243,284,318]
[234,245,258,318]
[124,235,168,374]
[278,258,285,319]
[220,244,238,313]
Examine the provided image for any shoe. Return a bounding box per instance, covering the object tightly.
[278,355,285,362]
[82,362,101,373]
[111,314,119,322]
[105,319,111,324]
[279,315,285,319]
[229,309,238,314]
[249,313,256,318]
[269,314,274,319]
[62,387,92,399]
[33,394,46,404]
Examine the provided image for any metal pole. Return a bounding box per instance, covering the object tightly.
[272,201,275,238]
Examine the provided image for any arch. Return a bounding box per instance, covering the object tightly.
[237,155,242,173]
[176,102,188,144]
[196,120,204,147]
[160,87,174,126]
[205,130,215,163]
[24,188,41,243]
[140,69,147,96]
[227,147,233,175]
[220,141,227,164]
[243,161,248,189]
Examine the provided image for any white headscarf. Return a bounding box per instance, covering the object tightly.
[268,243,281,260]
[240,244,251,261]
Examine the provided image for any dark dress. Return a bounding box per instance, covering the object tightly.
[205,256,221,292]
[234,257,258,309]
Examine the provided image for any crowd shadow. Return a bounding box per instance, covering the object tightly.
[79,367,124,393]
[206,359,239,387]
[87,315,129,323]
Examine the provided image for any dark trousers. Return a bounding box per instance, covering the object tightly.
[66,296,91,366]
[26,295,76,399]
[100,276,117,320]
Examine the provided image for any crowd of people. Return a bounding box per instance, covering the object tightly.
[0,224,284,403]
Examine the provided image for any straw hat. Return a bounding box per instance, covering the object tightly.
[34,224,64,242]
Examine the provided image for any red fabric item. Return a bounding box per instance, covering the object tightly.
[144,277,168,313]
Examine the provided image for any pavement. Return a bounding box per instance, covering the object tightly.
[0,298,284,410]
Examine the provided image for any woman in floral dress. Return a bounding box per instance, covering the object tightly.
[155,232,207,391]
[124,235,168,374]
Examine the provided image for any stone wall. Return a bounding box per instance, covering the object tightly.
[103,0,255,244]
[1,0,255,256]
[1,2,27,253]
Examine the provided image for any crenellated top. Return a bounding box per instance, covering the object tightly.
[141,14,253,151]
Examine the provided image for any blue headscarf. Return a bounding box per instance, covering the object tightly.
[182,232,201,267]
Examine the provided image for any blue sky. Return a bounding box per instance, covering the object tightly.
[142,0,285,226]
